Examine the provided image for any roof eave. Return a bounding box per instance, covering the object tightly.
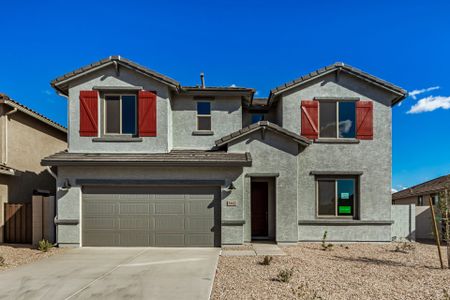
[41,160,252,167]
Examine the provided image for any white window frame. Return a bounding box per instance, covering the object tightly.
[196,101,211,131]
[103,94,137,135]
[316,177,357,219]
[318,100,357,139]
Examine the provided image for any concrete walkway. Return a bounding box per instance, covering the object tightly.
[0,247,220,300]
[221,243,285,256]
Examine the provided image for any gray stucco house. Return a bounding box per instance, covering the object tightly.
[43,56,407,247]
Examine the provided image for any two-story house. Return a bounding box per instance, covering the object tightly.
[42,56,406,247]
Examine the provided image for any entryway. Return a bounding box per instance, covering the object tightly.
[250,178,275,241]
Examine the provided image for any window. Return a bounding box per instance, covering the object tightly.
[104,95,136,135]
[418,196,424,206]
[431,194,439,205]
[317,177,357,217]
[197,102,211,131]
[319,101,356,138]
[251,114,265,124]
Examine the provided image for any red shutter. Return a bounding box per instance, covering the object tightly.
[79,91,98,136]
[301,100,319,139]
[356,101,373,140]
[138,90,157,137]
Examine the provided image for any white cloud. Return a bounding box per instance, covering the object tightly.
[391,188,398,193]
[230,84,237,88]
[407,95,450,114]
[255,91,259,96]
[339,120,353,134]
[408,86,440,100]
[43,89,52,96]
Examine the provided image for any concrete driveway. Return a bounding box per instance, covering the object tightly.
[0,247,220,300]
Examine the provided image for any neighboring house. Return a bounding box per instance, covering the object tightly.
[392,175,450,206]
[0,94,67,242]
[42,56,407,247]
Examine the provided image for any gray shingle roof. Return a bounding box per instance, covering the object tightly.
[0,93,67,133]
[392,174,450,200]
[215,121,311,147]
[269,62,407,105]
[51,56,181,95]
[42,150,252,166]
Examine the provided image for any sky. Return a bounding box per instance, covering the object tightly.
[1,0,449,191]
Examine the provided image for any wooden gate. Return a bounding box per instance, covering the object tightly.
[4,204,32,243]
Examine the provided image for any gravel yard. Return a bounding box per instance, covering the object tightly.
[212,242,450,300]
[0,244,64,271]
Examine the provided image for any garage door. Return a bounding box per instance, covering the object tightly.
[82,186,220,247]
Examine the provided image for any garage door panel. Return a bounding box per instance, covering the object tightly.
[155,233,185,246]
[155,215,184,231]
[84,217,116,230]
[118,202,152,215]
[119,231,151,246]
[119,217,150,230]
[155,202,184,214]
[82,186,220,247]
[186,217,214,232]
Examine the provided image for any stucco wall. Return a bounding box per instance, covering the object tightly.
[275,73,395,242]
[391,204,415,241]
[171,95,242,149]
[0,109,66,242]
[56,165,243,246]
[67,65,171,153]
[228,131,300,243]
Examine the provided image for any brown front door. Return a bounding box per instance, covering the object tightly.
[251,181,268,237]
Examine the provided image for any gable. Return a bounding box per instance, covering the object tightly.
[269,63,407,106]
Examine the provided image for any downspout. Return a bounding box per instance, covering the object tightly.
[3,107,18,165]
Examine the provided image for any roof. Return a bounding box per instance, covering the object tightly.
[41,150,252,167]
[215,121,311,147]
[0,94,67,133]
[0,164,17,176]
[268,62,407,106]
[51,56,181,95]
[392,174,450,200]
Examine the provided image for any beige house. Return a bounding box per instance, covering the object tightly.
[392,175,450,206]
[0,93,67,242]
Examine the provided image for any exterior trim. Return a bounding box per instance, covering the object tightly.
[76,179,225,186]
[314,138,360,144]
[298,220,394,225]
[192,130,214,136]
[93,85,143,91]
[245,173,280,177]
[92,137,143,143]
[55,218,79,225]
[310,171,363,176]
[222,220,246,226]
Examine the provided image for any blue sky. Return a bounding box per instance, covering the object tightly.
[1,0,449,190]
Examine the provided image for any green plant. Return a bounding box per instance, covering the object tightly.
[260,255,273,266]
[443,288,450,300]
[438,185,450,268]
[394,242,416,254]
[321,231,333,251]
[38,239,53,252]
[276,268,294,283]
[291,283,323,299]
[0,256,5,267]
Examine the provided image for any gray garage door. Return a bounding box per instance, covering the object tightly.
[82,186,220,247]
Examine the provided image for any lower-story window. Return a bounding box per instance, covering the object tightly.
[317,177,357,218]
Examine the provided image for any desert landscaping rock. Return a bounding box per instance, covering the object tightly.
[212,242,450,300]
[0,244,64,271]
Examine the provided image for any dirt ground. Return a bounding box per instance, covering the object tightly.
[0,244,64,271]
[212,242,450,300]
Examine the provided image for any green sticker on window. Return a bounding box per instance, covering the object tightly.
[339,206,352,214]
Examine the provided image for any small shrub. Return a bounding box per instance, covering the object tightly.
[38,239,53,252]
[321,231,333,251]
[291,283,323,300]
[260,255,273,266]
[276,268,294,283]
[394,242,415,254]
[0,256,5,266]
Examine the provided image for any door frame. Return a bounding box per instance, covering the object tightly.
[250,177,276,241]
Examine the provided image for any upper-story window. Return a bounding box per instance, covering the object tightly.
[251,114,265,124]
[319,101,356,138]
[104,94,137,135]
[197,102,211,131]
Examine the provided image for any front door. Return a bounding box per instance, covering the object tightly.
[251,181,268,238]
